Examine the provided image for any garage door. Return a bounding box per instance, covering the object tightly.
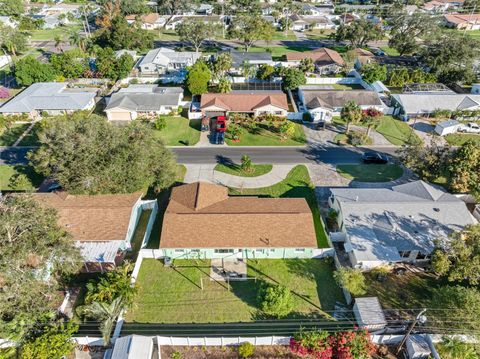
[205,111,226,118]
[110,111,132,121]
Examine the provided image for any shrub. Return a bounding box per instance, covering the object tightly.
[227,123,244,141]
[348,131,371,146]
[290,329,332,358]
[171,351,182,359]
[0,87,10,99]
[238,342,255,358]
[257,284,294,318]
[154,117,167,131]
[241,155,253,172]
[129,78,139,84]
[362,108,382,118]
[333,267,367,296]
[332,329,376,358]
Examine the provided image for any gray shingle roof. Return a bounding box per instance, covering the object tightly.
[392,93,480,115]
[138,47,201,68]
[301,89,383,109]
[225,50,273,68]
[105,85,182,111]
[0,82,97,113]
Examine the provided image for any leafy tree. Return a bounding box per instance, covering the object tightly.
[432,224,480,285]
[279,121,295,140]
[360,63,387,83]
[281,67,306,90]
[333,267,366,296]
[20,322,78,359]
[448,141,480,199]
[232,0,261,14]
[0,0,24,16]
[14,56,57,86]
[211,52,233,80]
[217,76,232,93]
[69,30,88,52]
[156,0,190,27]
[340,101,362,134]
[257,284,294,318]
[50,49,89,79]
[298,58,314,74]
[185,60,211,95]
[0,24,28,56]
[388,12,438,55]
[227,15,275,51]
[0,195,81,342]
[28,114,177,194]
[95,47,134,80]
[177,18,214,52]
[256,64,275,80]
[335,18,383,48]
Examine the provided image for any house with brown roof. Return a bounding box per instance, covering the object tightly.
[31,191,147,272]
[159,182,318,259]
[286,48,345,75]
[126,13,165,29]
[444,13,480,30]
[200,91,289,118]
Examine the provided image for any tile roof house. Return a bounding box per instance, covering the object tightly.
[159,182,318,259]
[444,13,480,30]
[0,82,97,118]
[200,91,289,118]
[286,48,345,75]
[298,86,385,122]
[137,48,202,75]
[31,191,145,272]
[125,13,165,29]
[105,85,183,121]
[423,0,464,12]
[329,180,476,269]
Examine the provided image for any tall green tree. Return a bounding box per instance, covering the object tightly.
[177,18,215,53]
[14,56,57,86]
[0,24,28,57]
[448,141,480,199]
[50,49,89,79]
[28,114,177,194]
[0,0,24,16]
[211,52,233,80]
[217,77,232,93]
[281,67,306,90]
[0,195,81,342]
[227,15,275,51]
[340,100,362,134]
[335,18,383,48]
[95,47,134,80]
[185,60,211,95]
[360,63,387,83]
[256,64,276,80]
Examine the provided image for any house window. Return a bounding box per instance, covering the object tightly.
[175,249,185,253]
[269,249,275,253]
[214,249,235,254]
[399,251,411,258]
[294,248,306,253]
[255,249,264,254]
[190,249,200,253]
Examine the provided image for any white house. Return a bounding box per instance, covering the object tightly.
[434,119,460,136]
[137,48,202,75]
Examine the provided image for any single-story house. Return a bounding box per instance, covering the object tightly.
[304,15,337,30]
[298,86,384,122]
[159,182,318,259]
[0,82,97,118]
[196,3,214,15]
[200,91,288,118]
[391,93,480,119]
[137,47,202,75]
[423,0,464,12]
[353,48,376,69]
[328,180,476,269]
[220,50,274,73]
[111,335,155,359]
[105,85,183,121]
[125,13,165,29]
[434,119,460,136]
[443,13,480,30]
[286,48,345,75]
[289,14,310,31]
[114,49,137,59]
[302,4,324,16]
[164,15,223,30]
[31,191,144,272]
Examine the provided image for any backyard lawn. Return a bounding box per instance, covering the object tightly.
[215,163,273,177]
[0,123,30,146]
[375,116,423,146]
[126,258,344,323]
[336,164,404,182]
[28,24,83,41]
[225,122,306,146]
[230,165,329,248]
[0,165,43,191]
[444,133,480,146]
[153,117,201,146]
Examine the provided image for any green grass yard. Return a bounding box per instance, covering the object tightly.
[126,258,344,323]
[230,165,329,248]
[375,116,423,146]
[225,122,306,146]
[0,165,43,191]
[215,163,273,177]
[28,24,83,41]
[336,164,404,182]
[272,30,297,40]
[379,46,400,56]
[444,133,480,146]
[153,117,201,146]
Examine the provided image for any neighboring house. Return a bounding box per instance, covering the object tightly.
[196,3,214,15]
[422,0,464,13]
[298,86,384,122]
[221,50,274,73]
[105,85,183,121]
[434,119,461,136]
[391,93,480,119]
[0,82,97,118]
[302,4,324,16]
[329,180,476,269]
[286,48,345,75]
[444,13,480,30]
[125,13,165,29]
[31,191,144,272]
[0,16,17,28]
[114,49,137,59]
[111,335,155,359]
[304,16,337,30]
[137,48,202,75]
[164,15,223,30]
[159,182,318,259]
[353,48,376,69]
[200,91,289,118]
[289,14,310,31]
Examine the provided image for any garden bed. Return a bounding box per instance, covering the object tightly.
[214,163,273,177]
[161,345,294,358]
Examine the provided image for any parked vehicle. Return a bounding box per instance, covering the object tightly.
[361,151,389,164]
[458,122,480,134]
[210,116,227,145]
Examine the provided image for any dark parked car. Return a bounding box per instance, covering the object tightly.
[361,151,389,164]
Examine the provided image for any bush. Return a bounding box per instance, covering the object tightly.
[238,342,255,358]
[129,78,139,84]
[0,87,10,99]
[257,284,294,318]
[241,155,253,173]
[171,351,182,359]
[333,267,367,296]
[348,131,372,146]
[154,117,167,131]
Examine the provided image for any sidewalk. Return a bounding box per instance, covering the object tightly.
[184,164,296,188]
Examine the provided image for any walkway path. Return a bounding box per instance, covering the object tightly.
[194,131,229,148]
[184,164,296,188]
[12,120,38,147]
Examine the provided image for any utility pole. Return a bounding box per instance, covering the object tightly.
[396,309,427,355]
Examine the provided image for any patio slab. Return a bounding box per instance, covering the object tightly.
[210,258,247,282]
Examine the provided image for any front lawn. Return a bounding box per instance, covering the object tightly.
[247,45,312,60]
[215,163,273,177]
[0,165,43,191]
[153,117,201,146]
[336,164,404,182]
[272,30,296,40]
[444,133,480,146]
[28,24,82,41]
[225,122,306,146]
[0,123,30,146]
[230,165,329,248]
[375,116,423,146]
[126,258,343,323]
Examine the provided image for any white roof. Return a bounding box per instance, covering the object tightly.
[111,335,154,359]
[392,93,480,114]
[138,47,201,68]
[354,297,387,328]
[76,241,123,263]
[437,119,459,128]
[371,80,389,93]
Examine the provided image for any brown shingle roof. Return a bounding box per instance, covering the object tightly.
[444,13,480,25]
[160,182,318,249]
[286,48,345,67]
[126,13,160,24]
[200,92,289,112]
[31,192,142,242]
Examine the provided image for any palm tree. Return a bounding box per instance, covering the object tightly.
[78,297,125,346]
[54,35,65,53]
[362,115,377,137]
[69,31,87,51]
[340,100,362,134]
